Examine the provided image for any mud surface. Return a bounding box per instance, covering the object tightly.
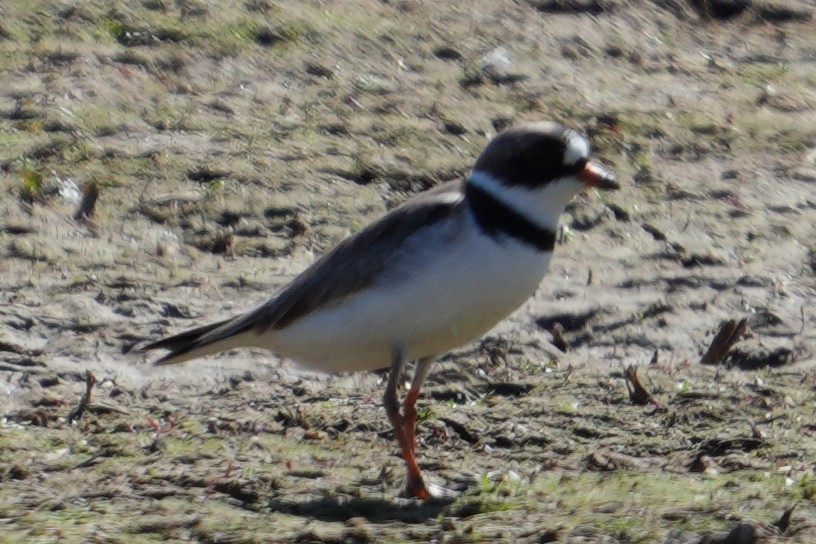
[2,0,816,542]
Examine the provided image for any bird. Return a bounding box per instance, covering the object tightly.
[140,121,619,500]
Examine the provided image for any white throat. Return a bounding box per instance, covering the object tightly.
[467,170,582,232]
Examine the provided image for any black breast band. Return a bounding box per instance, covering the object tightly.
[466,182,556,253]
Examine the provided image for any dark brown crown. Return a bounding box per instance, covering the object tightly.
[472,122,589,188]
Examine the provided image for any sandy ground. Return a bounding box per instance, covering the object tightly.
[2,0,816,542]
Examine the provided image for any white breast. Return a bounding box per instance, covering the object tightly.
[260,212,552,372]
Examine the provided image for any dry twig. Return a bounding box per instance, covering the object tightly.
[67,370,96,424]
[624,365,659,407]
[699,318,747,365]
[551,322,570,352]
[774,504,796,534]
[74,181,99,222]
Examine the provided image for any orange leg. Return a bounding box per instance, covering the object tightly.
[402,357,434,458]
[383,350,433,500]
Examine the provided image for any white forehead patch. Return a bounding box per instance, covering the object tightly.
[563,130,590,166]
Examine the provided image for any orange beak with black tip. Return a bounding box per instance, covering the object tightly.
[581,160,619,190]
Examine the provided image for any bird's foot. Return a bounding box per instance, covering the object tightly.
[405,474,458,501]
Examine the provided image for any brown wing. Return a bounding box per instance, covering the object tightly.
[249,179,465,330]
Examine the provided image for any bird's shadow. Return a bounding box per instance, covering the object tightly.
[268,494,457,524]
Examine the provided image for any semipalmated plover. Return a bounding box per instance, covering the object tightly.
[141,121,619,500]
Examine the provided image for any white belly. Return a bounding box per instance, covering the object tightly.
[259,219,551,372]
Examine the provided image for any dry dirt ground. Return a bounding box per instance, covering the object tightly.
[2,0,816,542]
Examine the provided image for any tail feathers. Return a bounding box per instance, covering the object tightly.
[141,318,253,366]
[141,319,229,353]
